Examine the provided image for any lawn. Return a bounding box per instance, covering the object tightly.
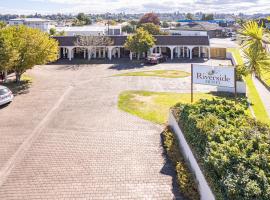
[118,90,248,124]
[114,70,190,78]
[227,48,270,124]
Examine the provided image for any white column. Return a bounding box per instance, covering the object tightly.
[159,47,161,53]
[187,47,189,58]
[88,48,92,60]
[67,47,72,61]
[71,48,74,59]
[170,47,174,60]
[150,48,154,54]
[83,49,86,59]
[103,47,106,58]
[93,48,96,58]
[130,51,133,60]
[108,47,112,60]
[208,47,211,59]
[199,47,201,58]
[189,47,193,60]
[177,47,180,58]
[98,48,101,58]
[118,48,121,58]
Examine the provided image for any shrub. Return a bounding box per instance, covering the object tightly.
[162,128,200,200]
[173,98,270,200]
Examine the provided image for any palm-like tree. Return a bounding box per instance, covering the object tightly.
[242,47,270,76]
[238,21,270,76]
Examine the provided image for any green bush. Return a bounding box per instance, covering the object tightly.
[162,128,200,200]
[173,98,270,200]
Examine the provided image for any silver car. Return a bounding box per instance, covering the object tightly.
[0,86,14,106]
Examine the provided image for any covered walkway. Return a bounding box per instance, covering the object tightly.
[54,35,211,61]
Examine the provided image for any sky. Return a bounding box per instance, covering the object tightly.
[0,0,270,14]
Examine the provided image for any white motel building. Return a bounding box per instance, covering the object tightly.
[54,35,211,61]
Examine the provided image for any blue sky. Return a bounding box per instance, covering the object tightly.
[0,0,270,14]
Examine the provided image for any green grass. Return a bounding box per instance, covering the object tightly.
[114,70,190,78]
[260,68,270,87]
[227,48,270,124]
[118,91,248,124]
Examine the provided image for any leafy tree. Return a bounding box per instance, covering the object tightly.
[107,20,117,26]
[139,13,160,25]
[0,26,59,82]
[73,13,92,26]
[0,21,6,29]
[49,28,65,36]
[201,14,214,21]
[122,24,134,33]
[161,21,170,28]
[139,23,162,35]
[124,28,156,60]
[0,27,19,82]
[186,13,194,20]
[49,28,57,36]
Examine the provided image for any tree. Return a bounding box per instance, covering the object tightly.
[186,13,194,20]
[238,21,270,77]
[161,21,170,28]
[73,13,92,26]
[140,23,162,35]
[49,28,57,36]
[122,24,134,33]
[242,47,270,76]
[0,26,59,82]
[0,27,19,82]
[0,21,6,29]
[124,28,156,60]
[139,13,160,25]
[107,20,117,26]
[75,35,113,47]
[201,14,214,21]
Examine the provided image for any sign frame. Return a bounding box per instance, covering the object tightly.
[191,64,237,103]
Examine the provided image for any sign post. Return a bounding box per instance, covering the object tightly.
[191,64,193,103]
[234,67,237,102]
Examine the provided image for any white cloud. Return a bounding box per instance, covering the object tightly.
[1,0,270,14]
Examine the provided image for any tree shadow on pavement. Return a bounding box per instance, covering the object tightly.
[160,132,187,200]
[2,79,31,96]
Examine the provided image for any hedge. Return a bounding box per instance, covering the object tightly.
[162,128,200,200]
[173,98,270,200]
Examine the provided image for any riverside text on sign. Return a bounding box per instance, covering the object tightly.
[192,65,235,88]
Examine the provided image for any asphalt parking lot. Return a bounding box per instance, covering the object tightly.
[0,59,231,199]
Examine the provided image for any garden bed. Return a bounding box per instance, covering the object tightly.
[172,98,270,200]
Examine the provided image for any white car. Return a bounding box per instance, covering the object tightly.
[0,86,14,106]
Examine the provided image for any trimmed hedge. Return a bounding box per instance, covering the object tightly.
[162,128,200,200]
[173,98,270,200]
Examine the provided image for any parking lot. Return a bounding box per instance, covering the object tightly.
[0,59,231,199]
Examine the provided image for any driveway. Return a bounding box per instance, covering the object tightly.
[0,59,228,199]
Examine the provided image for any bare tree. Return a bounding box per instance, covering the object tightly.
[75,35,113,47]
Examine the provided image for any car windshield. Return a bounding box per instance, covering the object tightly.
[0,88,9,95]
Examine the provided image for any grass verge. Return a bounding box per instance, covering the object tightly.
[118,90,249,124]
[162,127,200,200]
[227,48,269,124]
[114,70,190,78]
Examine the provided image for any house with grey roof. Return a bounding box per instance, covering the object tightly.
[165,22,225,38]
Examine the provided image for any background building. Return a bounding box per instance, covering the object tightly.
[8,18,53,32]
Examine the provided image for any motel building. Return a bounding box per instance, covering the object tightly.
[53,35,211,61]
